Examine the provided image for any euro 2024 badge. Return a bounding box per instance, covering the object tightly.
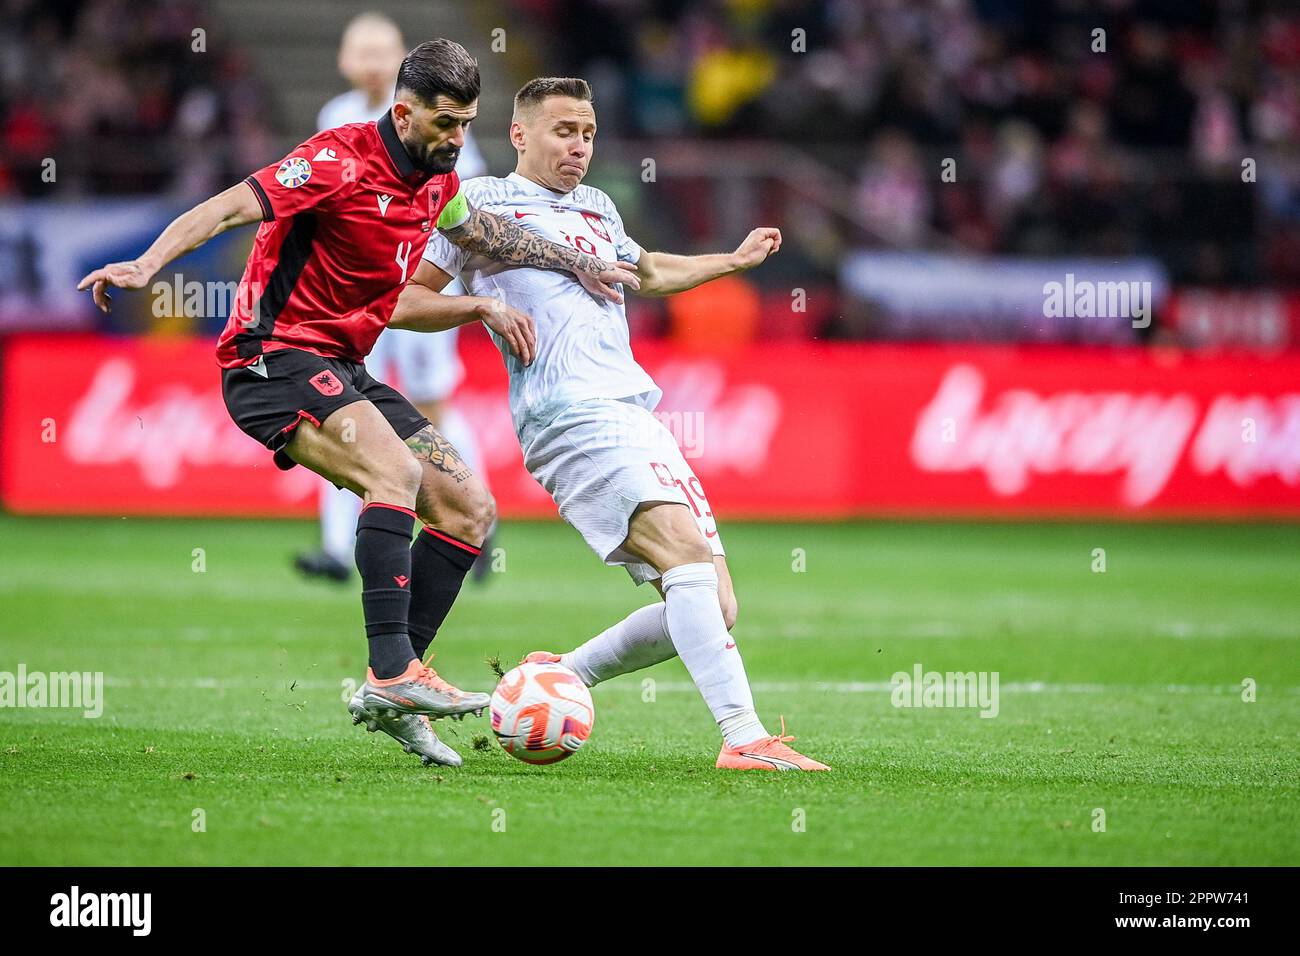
[276,157,312,188]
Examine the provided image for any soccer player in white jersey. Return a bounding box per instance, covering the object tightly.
[298,12,494,582]
[394,77,829,771]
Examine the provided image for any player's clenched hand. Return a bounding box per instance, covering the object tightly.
[732,228,782,271]
[476,296,537,367]
[577,258,640,304]
[76,260,155,313]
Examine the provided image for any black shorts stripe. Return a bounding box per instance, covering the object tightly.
[234,213,317,360]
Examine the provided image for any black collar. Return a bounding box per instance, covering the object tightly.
[378,110,417,178]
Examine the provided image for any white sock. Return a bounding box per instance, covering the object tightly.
[561,604,676,686]
[320,480,362,563]
[660,562,767,748]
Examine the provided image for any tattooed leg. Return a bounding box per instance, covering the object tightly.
[405,424,472,483]
[403,423,494,660]
[404,424,494,545]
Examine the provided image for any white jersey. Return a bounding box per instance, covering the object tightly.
[421,172,657,445]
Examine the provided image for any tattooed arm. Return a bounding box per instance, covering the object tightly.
[390,259,537,366]
[441,203,640,303]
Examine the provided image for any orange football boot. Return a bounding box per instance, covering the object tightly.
[716,717,830,771]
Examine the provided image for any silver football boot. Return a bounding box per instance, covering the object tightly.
[356,659,490,720]
[349,689,464,768]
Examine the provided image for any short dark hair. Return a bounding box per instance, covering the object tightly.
[513,77,593,118]
[395,38,480,106]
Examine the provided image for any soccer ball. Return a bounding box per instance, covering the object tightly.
[490,661,594,764]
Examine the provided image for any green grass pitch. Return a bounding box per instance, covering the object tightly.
[1,514,1296,866]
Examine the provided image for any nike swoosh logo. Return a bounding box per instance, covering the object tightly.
[705,529,718,538]
[514,211,537,218]
[725,641,736,650]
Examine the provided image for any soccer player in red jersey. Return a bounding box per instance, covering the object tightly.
[77,39,639,768]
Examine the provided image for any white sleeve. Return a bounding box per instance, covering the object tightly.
[422,229,470,278]
[604,197,641,264]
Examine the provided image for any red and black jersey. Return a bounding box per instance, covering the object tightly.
[215,111,465,368]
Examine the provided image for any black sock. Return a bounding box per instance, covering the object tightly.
[355,503,417,679]
[409,527,481,660]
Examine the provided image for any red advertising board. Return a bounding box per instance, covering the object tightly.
[3,333,1299,518]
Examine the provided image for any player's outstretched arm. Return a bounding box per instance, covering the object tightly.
[441,203,639,304]
[77,182,264,313]
[389,260,537,366]
[636,227,783,297]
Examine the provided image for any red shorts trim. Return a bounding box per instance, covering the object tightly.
[279,408,323,435]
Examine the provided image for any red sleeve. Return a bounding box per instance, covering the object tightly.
[244,130,359,221]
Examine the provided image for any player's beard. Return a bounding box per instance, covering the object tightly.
[402,132,459,174]
[423,145,460,174]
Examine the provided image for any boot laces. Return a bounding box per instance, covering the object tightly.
[412,658,458,696]
[774,714,795,743]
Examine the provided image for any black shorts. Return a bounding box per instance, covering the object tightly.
[221,347,429,470]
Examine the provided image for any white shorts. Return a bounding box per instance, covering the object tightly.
[524,398,724,585]
[367,326,464,405]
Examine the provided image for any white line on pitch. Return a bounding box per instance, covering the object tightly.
[98,677,1300,696]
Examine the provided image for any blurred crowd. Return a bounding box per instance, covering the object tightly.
[0,0,275,197]
[5,0,1300,338]
[522,0,1300,286]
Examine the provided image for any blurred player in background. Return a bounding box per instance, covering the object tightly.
[298,11,494,583]
[401,77,827,772]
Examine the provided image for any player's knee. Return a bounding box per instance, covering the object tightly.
[367,456,422,505]
[420,478,495,546]
[397,456,424,496]
[669,534,714,569]
[720,592,739,631]
[468,488,496,543]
